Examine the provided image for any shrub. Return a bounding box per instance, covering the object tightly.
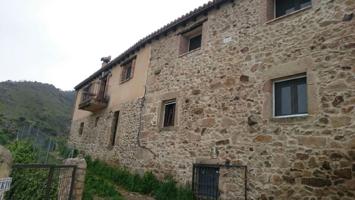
[83,171,123,200]
[6,141,58,200]
[154,177,178,200]
[0,130,14,145]
[7,140,38,163]
[176,185,194,200]
[141,171,160,194]
[85,157,194,200]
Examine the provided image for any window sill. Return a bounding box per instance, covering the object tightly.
[273,113,308,119]
[271,114,310,123]
[159,126,177,132]
[120,77,132,85]
[179,47,201,58]
[266,6,312,25]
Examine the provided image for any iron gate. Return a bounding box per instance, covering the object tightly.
[6,164,77,200]
[192,163,248,200]
[192,164,220,200]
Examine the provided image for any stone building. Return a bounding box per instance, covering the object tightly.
[69,0,355,199]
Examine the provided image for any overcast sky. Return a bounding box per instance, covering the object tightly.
[0,0,210,91]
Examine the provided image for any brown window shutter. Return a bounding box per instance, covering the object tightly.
[120,65,125,82]
[179,35,188,54]
[130,59,136,79]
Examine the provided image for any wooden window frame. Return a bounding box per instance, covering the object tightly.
[266,0,312,22]
[272,74,308,118]
[161,99,177,128]
[275,0,312,18]
[94,117,100,127]
[120,59,136,84]
[78,122,84,136]
[188,34,202,52]
[179,25,203,55]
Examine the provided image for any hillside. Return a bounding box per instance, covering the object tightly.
[0,81,75,135]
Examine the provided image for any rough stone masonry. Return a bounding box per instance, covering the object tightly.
[70,0,355,199]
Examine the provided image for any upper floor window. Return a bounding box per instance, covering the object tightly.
[79,122,84,135]
[95,117,100,127]
[121,59,135,83]
[162,99,176,127]
[273,75,307,117]
[179,25,203,55]
[275,0,311,18]
[188,34,202,51]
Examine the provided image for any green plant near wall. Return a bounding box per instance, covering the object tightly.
[83,171,123,200]
[5,141,58,200]
[85,157,194,200]
[0,129,14,145]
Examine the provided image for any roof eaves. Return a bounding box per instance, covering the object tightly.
[74,0,231,90]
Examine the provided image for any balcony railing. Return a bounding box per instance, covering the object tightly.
[78,80,109,112]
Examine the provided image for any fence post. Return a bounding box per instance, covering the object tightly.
[0,145,13,200]
[58,158,86,200]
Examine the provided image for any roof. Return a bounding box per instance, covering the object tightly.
[74,0,232,90]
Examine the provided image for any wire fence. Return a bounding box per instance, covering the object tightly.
[14,124,76,164]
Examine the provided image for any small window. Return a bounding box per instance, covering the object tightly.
[111,111,120,146]
[179,25,203,55]
[95,117,100,127]
[121,59,135,83]
[188,34,202,51]
[79,122,84,135]
[273,75,307,117]
[162,99,176,127]
[275,0,311,18]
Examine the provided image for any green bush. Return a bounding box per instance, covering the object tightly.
[56,137,78,158]
[85,157,194,200]
[6,141,58,200]
[141,171,160,194]
[154,177,178,200]
[0,130,14,145]
[83,171,123,200]
[176,185,194,200]
[8,140,38,163]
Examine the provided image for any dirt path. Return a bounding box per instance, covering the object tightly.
[116,187,155,200]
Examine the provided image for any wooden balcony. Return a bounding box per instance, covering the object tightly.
[78,81,109,112]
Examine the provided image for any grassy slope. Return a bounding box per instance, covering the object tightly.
[0,81,75,135]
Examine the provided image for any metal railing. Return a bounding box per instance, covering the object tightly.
[7,164,77,200]
[192,163,248,200]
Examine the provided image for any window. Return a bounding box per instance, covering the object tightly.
[162,99,176,127]
[79,122,84,135]
[192,164,219,199]
[121,59,135,83]
[95,117,100,127]
[179,25,203,54]
[188,34,202,51]
[273,75,307,117]
[110,111,120,146]
[275,0,311,18]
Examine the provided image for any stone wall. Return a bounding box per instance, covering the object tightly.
[140,0,355,199]
[70,0,355,199]
[58,158,87,200]
[0,145,12,200]
[0,146,12,179]
[69,98,154,173]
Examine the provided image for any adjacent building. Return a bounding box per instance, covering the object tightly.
[69,0,355,199]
